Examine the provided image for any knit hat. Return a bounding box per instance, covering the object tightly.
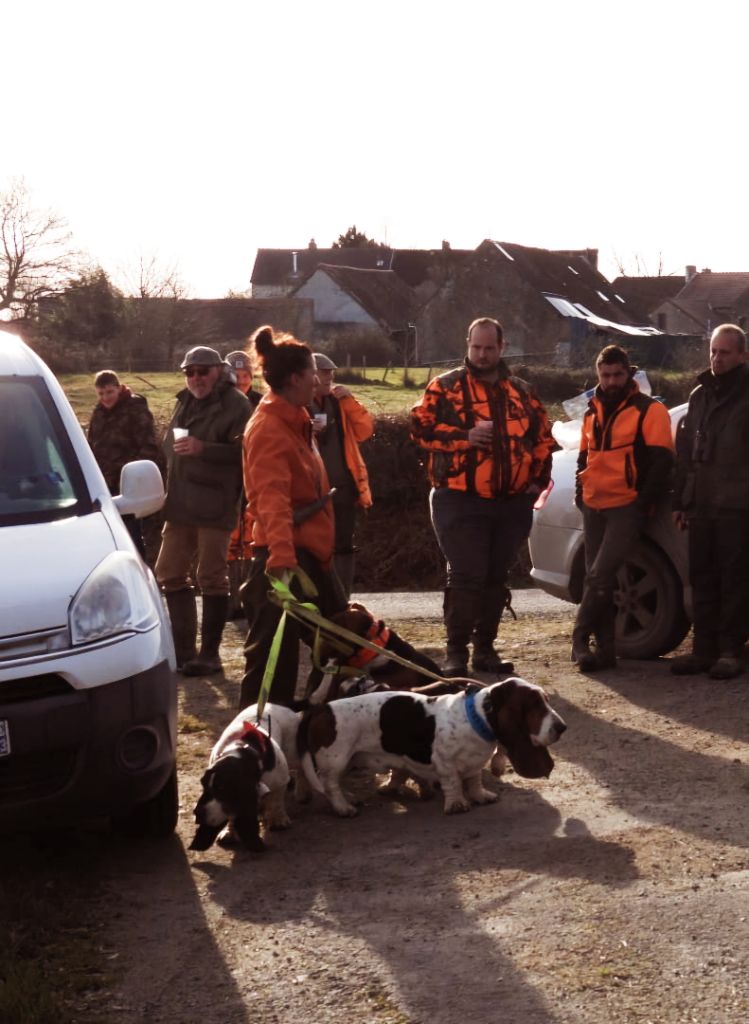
[226,350,253,371]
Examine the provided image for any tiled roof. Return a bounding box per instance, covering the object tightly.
[297,265,416,332]
[610,275,686,318]
[659,271,749,329]
[481,240,644,325]
[251,248,393,286]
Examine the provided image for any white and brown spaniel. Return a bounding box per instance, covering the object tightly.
[296,677,566,817]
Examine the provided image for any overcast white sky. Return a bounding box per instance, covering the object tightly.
[5,0,747,297]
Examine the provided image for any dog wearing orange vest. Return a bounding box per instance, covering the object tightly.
[305,601,450,702]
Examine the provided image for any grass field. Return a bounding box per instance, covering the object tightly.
[61,366,566,427]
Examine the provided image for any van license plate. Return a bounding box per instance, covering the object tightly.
[0,721,10,757]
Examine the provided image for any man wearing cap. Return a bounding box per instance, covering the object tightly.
[310,352,373,597]
[156,346,252,674]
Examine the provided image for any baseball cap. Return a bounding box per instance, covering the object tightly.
[313,352,337,371]
[226,350,253,371]
[179,346,224,369]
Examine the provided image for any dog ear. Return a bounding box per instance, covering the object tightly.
[506,739,554,779]
[189,824,222,851]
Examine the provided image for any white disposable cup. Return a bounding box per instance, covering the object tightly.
[173,427,189,441]
[313,413,327,428]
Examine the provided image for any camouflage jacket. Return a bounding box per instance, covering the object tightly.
[87,387,164,494]
[410,360,554,498]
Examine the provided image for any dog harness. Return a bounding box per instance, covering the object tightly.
[346,620,391,670]
[464,690,495,743]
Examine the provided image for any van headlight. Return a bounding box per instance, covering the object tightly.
[70,551,160,645]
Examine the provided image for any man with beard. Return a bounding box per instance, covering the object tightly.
[411,317,554,676]
[571,344,674,672]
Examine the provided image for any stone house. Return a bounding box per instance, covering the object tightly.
[415,239,659,366]
[291,264,417,359]
[651,269,749,336]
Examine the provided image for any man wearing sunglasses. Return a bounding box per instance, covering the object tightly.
[156,346,252,676]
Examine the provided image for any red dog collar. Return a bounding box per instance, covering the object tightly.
[347,621,391,670]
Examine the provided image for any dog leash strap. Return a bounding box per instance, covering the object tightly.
[255,607,287,721]
[267,576,445,683]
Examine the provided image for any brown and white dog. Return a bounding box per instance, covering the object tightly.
[297,677,566,817]
[306,601,446,700]
[189,713,291,852]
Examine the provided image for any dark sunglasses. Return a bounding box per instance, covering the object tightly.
[184,366,210,378]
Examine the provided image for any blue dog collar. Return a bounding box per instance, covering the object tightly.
[464,690,495,743]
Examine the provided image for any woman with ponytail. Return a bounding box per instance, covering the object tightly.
[239,325,346,707]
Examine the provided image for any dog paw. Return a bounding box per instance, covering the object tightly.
[489,751,509,777]
[216,826,241,849]
[266,815,292,831]
[334,803,359,818]
[444,799,471,814]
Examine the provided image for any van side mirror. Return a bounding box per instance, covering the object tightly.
[113,460,165,519]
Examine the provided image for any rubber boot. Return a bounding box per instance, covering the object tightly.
[471,585,515,675]
[443,588,482,676]
[164,589,198,671]
[591,602,618,670]
[571,584,602,671]
[333,551,355,602]
[182,594,229,676]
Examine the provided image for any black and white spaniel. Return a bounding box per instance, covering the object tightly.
[296,677,566,816]
[189,715,290,852]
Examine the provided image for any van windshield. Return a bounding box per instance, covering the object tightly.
[0,377,92,526]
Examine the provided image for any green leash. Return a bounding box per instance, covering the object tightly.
[255,574,445,719]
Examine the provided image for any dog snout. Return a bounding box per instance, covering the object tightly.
[552,714,567,740]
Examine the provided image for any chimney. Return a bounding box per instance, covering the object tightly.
[291,251,299,276]
[685,265,697,283]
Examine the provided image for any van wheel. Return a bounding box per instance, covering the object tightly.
[112,768,179,839]
[614,542,689,659]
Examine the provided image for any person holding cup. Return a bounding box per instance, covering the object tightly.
[309,352,373,598]
[156,346,252,674]
[411,316,554,676]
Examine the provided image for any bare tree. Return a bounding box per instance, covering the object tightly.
[0,179,80,317]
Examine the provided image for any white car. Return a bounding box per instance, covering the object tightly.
[0,327,177,837]
[529,405,690,659]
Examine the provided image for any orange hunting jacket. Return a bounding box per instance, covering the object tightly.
[243,391,334,571]
[577,382,674,510]
[410,361,554,498]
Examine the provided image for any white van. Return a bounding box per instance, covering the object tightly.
[0,327,178,837]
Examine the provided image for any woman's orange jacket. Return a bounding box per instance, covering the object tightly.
[577,383,674,510]
[338,394,374,508]
[243,391,334,571]
[410,362,554,498]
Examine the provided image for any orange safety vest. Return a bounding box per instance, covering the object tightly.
[578,384,673,510]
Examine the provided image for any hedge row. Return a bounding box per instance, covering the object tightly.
[352,368,698,591]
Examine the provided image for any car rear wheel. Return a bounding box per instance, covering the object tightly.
[614,542,689,659]
[111,767,179,839]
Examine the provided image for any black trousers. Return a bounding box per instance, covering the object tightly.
[239,548,347,708]
[429,488,534,590]
[689,514,749,659]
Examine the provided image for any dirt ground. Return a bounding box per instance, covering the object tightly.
[84,596,749,1023]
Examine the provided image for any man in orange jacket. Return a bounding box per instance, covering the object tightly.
[572,344,674,672]
[411,317,554,676]
[310,353,373,598]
